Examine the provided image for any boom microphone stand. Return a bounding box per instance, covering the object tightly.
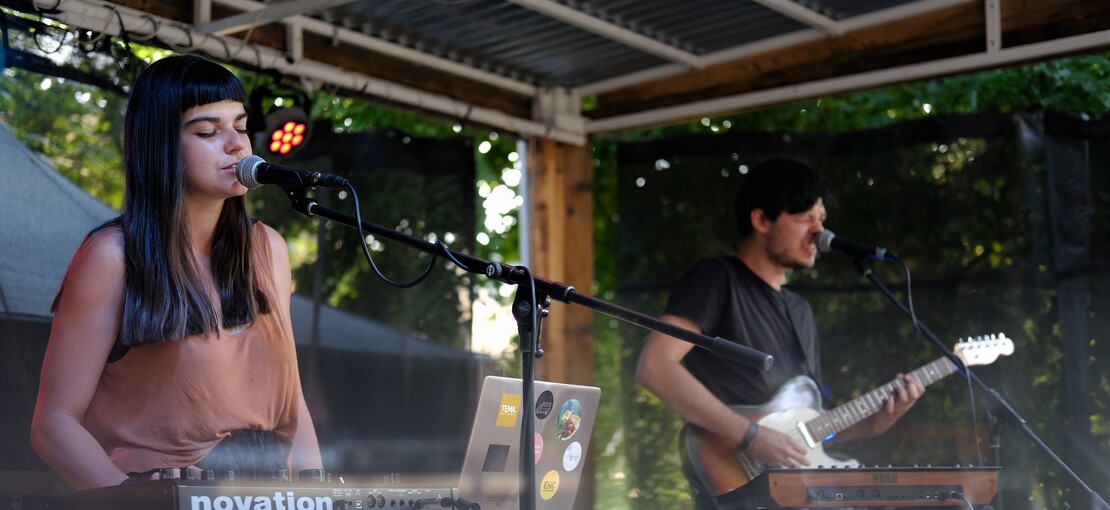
[846,254,1109,510]
[278,186,774,510]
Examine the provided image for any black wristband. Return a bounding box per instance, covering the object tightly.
[738,422,760,451]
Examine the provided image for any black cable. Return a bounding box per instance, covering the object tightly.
[946,490,975,510]
[347,182,437,288]
[899,257,923,337]
[899,258,987,465]
[436,240,470,272]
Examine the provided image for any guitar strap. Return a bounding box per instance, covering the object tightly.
[719,256,817,382]
[778,291,818,382]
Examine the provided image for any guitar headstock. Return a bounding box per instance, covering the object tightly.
[953,334,1015,366]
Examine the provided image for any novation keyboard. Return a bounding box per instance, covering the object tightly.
[39,479,461,510]
[716,466,999,508]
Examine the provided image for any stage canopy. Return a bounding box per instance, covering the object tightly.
[1,0,1107,145]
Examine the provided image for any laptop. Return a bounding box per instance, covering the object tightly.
[458,376,602,510]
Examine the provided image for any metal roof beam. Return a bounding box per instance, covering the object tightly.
[577,0,976,95]
[198,0,361,36]
[587,28,1110,134]
[749,0,842,35]
[505,0,704,68]
[985,0,1001,53]
[39,0,585,145]
[194,0,211,24]
[208,0,537,95]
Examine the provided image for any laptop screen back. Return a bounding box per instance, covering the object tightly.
[458,376,601,509]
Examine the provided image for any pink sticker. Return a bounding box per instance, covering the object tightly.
[534,432,544,464]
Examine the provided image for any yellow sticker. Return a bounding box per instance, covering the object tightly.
[496,393,522,427]
[539,470,560,500]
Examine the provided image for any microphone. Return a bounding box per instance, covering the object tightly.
[236,155,349,190]
[815,230,898,260]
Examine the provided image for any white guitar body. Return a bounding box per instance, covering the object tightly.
[731,377,860,480]
[683,334,1014,496]
[757,407,860,467]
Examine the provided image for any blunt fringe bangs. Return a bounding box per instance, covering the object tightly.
[734,158,832,237]
[179,59,250,112]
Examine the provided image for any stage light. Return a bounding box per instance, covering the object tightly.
[249,83,314,158]
[265,106,311,156]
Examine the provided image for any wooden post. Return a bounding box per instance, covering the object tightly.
[526,137,594,385]
[526,136,596,510]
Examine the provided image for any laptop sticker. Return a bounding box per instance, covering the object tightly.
[496,393,521,427]
[535,390,554,419]
[563,441,583,471]
[540,470,560,501]
[556,399,583,441]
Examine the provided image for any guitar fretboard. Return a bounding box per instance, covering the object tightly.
[804,357,957,442]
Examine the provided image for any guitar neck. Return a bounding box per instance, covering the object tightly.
[805,356,958,442]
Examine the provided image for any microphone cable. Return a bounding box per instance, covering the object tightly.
[347,181,435,288]
[345,181,475,288]
[898,254,986,467]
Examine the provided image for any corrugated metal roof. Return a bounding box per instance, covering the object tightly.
[305,0,860,86]
[7,0,1109,142]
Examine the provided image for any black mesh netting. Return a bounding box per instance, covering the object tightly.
[613,112,1110,509]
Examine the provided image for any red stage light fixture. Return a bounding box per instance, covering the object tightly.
[249,83,315,159]
[264,106,311,157]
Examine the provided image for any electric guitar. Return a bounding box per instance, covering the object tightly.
[682,334,1014,496]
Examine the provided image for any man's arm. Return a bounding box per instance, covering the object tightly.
[634,315,809,467]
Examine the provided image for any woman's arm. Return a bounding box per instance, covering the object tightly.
[291,390,323,474]
[263,224,324,475]
[31,230,129,489]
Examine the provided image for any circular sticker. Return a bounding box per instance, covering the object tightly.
[556,399,583,441]
[539,470,560,501]
[535,391,554,420]
[534,432,544,464]
[562,441,583,471]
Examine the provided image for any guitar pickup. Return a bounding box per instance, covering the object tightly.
[796,422,817,448]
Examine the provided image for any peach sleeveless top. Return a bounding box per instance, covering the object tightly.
[83,222,302,474]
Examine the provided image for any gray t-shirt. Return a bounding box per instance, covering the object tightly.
[664,256,821,406]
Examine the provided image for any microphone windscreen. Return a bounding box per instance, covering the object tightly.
[235,155,266,189]
[814,230,835,253]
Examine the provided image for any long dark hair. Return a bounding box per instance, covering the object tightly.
[118,54,268,346]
